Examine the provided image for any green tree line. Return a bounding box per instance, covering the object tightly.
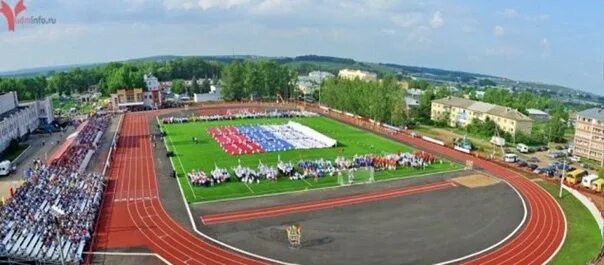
[220,60,298,101]
[320,75,407,126]
[0,57,221,100]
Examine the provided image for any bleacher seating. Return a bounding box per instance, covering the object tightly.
[0,114,110,263]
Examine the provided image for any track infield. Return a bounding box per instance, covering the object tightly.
[159,116,461,203]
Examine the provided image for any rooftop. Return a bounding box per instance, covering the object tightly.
[527,108,549,116]
[433,96,532,122]
[0,106,29,123]
[577,107,604,122]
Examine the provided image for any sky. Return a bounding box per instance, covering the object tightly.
[0,0,603,96]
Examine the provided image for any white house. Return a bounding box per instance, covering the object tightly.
[144,74,161,91]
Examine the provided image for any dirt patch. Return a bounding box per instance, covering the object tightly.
[452,174,500,188]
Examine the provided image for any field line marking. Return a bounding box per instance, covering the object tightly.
[244,182,255,193]
[84,251,172,265]
[159,119,198,200]
[301,178,313,187]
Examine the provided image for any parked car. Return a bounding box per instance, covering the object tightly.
[527,157,540,163]
[570,156,581,162]
[504,153,518,163]
[517,144,530,153]
[517,161,528,167]
[537,146,549,152]
[549,151,565,159]
[528,163,539,170]
[582,163,594,170]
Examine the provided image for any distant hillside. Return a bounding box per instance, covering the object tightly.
[0,55,183,78]
[1,54,601,101]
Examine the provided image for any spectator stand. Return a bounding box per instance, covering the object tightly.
[0,114,111,264]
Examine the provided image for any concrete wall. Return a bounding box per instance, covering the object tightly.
[0,92,18,116]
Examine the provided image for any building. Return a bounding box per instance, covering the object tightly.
[338,69,377,81]
[297,71,334,95]
[405,88,424,100]
[431,96,533,134]
[573,108,604,166]
[526,108,550,121]
[405,97,419,110]
[144,74,161,91]
[194,86,222,103]
[0,92,49,154]
[110,88,162,111]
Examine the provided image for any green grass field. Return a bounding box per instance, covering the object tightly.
[539,182,602,265]
[160,116,462,203]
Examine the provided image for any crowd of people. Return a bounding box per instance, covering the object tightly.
[161,110,318,124]
[187,151,439,186]
[0,114,110,263]
[187,167,232,187]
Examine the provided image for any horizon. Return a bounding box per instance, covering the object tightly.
[3,53,604,97]
[0,0,603,96]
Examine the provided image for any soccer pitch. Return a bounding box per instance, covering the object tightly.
[160,116,462,203]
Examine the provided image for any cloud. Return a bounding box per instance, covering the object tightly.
[493,25,505,37]
[498,8,518,18]
[199,0,250,10]
[163,0,250,10]
[251,0,306,14]
[541,38,551,57]
[390,12,422,28]
[430,11,444,29]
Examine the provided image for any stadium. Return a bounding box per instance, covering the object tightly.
[4,1,604,263]
[0,101,571,265]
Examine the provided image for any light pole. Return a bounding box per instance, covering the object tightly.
[51,206,66,265]
[559,153,567,198]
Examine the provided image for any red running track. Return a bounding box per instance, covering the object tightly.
[319,109,566,265]
[202,180,457,225]
[93,113,265,265]
[92,107,566,265]
[399,133,564,265]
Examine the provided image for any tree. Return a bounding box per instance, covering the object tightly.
[201,78,211,94]
[221,61,246,101]
[191,76,200,94]
[172,79,185,95]
[599,167,604,178]
[415,88,435,122]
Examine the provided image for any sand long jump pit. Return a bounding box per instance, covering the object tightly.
[452,174,500,188]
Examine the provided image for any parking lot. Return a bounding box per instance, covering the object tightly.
[504,145,598,181]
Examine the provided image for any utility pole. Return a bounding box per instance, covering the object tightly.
[559,153,567,198]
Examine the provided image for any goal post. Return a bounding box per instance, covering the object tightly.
[338,167,375,186]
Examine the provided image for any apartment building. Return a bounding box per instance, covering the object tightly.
[0,92,49,153]
[431,96,533,134]
[338,69,377,81]
[573,108,604,166]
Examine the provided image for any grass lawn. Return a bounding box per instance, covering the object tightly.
[160,116,462,203]
[538,181,602,265]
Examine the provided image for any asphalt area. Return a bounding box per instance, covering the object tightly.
[191,172,525,265]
